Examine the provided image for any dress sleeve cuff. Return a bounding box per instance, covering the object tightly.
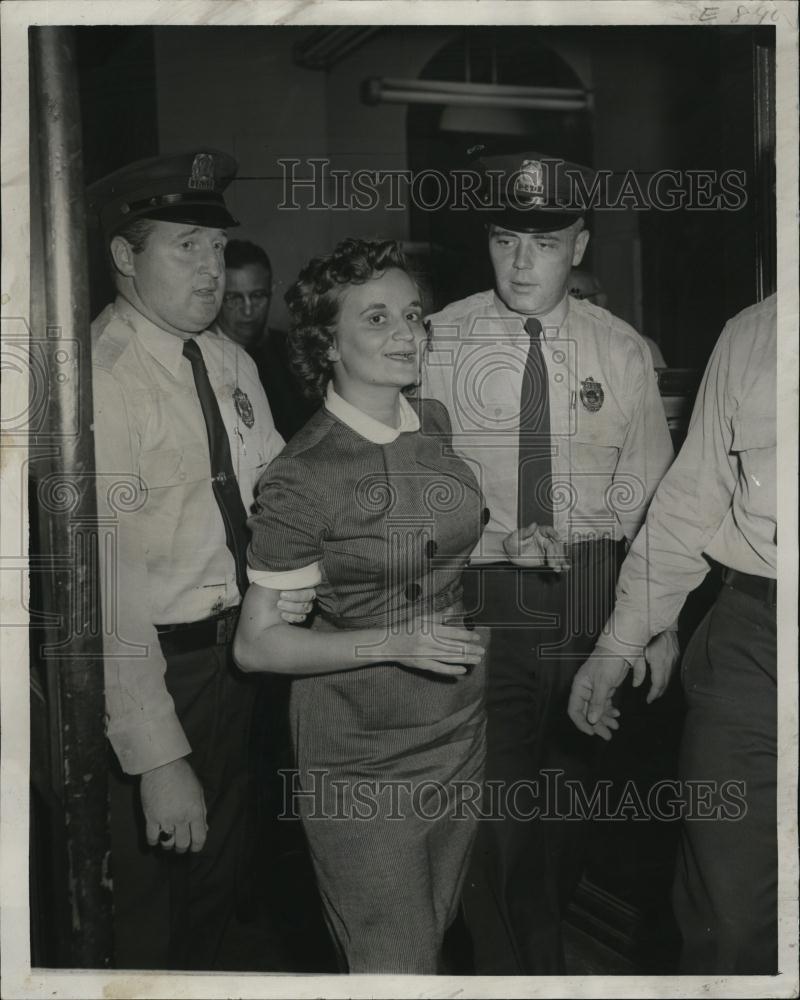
[247,561,322,591]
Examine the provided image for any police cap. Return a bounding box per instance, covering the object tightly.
[468,145,596,233]
[87,149,240,239]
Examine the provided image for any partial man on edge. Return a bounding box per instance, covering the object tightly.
[569,293,778,974]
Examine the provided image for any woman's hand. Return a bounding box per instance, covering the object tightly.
[373,614,486,676]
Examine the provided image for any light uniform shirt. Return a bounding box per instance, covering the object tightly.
[424,290,674,561]
[92,297,284,774]
[599,293,777,657]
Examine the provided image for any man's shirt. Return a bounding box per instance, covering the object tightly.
[599,293,777,656]
[92,297,284,773]
[424,291,674,561]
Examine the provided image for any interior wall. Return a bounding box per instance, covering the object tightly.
[148,24,766,356]
[154,26,329,329]
[323,27,455,249]
[154,26,453,328]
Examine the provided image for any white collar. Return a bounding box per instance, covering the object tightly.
[114,296,222,377]
[324,385,420,444]
[491,291,570,342]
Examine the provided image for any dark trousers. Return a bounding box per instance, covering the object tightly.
[461,539,625,974]
[674,582,777,974]
[109,640,253,970]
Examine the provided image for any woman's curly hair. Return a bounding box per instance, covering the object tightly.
[285,238,412,401]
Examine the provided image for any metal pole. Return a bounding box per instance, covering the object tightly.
[30,25,113,968]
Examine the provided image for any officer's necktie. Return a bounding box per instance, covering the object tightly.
[182,337,250,598]
[517,317,553,527]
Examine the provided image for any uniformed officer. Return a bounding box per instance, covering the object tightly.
[87,150,310,970]
[424,147,678,973]
[568,294,778,974]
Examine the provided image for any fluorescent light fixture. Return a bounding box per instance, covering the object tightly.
[364,77,591,112]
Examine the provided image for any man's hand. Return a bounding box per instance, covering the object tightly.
[140,758,207,854]
[567,647,646,741]
[277,586,316,624]
[644,630,680,704]
[503,522,570,572]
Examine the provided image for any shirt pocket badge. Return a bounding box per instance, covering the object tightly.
[233,387,255,428]
[579,376,605,412]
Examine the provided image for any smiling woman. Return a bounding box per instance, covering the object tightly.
[233,238,489,974]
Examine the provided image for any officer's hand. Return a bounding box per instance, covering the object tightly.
[140,758,207,854]
[503,522,570,572]
[568,648,636,740]
[277,587,316,624]
[644,630,680,704]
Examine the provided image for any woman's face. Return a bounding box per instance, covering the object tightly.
[329,268,426,399]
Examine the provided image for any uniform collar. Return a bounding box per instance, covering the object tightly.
[324,385,420,443]
[113,296,212,379]
[491,291,570,341]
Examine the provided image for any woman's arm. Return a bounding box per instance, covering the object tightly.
[233,583,484,678]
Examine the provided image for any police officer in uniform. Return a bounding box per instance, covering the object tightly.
[424,148,678,973]
[88,150,310,969]
[569,294,778,974]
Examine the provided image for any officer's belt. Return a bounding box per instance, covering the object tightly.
[156,606,240,656]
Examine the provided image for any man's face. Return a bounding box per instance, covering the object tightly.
[489,220,589,317]
[217,263,272,348]
[117,220,227,336]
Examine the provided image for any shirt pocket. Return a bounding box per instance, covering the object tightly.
[730,414,775,453]
[138,443,209,490]
[565,419,628,524]
[568,417,626,468]
[730,414,775,519]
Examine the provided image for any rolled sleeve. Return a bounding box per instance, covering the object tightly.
[247,561,323,591]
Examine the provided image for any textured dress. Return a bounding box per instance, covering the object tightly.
[247,389,487,973]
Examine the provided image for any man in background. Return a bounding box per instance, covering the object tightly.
[216,239,315,440]
[569,294,778,974]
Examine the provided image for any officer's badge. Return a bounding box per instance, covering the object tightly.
[188,152,215,191]
[514,159,546,206]
[580,376,604,412]
[233,387,255,428]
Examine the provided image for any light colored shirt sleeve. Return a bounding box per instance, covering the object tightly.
[598,319,741,655]
[93,367,191,774]
[613,338,675,544]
